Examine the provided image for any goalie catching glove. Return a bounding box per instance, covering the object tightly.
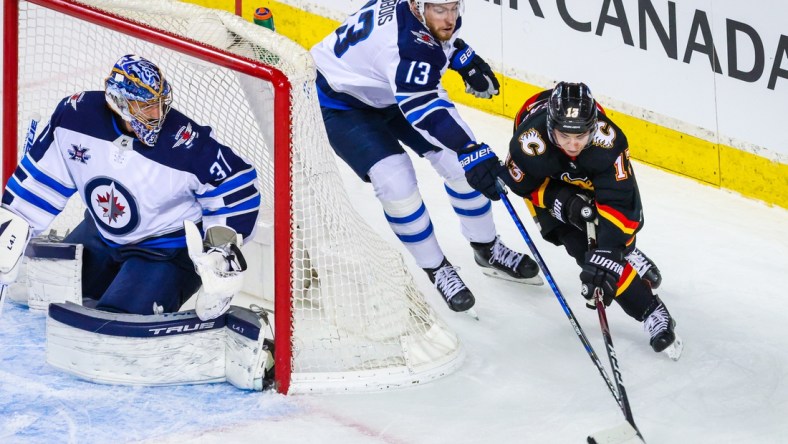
[449,39,500,99]
[184,220,247,321]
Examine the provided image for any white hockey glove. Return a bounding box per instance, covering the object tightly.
[0,207,32,286]
[184,220,247,321]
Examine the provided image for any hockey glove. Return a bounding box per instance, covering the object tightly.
[552,188,596,231]
[457,143,503,201]
[185,221,247,321]
[580,249,624,309]
[450,39,500,99]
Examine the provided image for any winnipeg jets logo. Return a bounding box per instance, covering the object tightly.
[85,177,140,235]
[411,30,437,47]
[68,144,91,163]
[96,186,126,224]
[173,123,199,149]
[67,92,85,110]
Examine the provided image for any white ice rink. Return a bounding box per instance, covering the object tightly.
[2,8,788,444]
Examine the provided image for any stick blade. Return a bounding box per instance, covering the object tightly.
[587,422,641,444]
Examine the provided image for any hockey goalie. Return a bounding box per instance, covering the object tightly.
[0,55,273,390]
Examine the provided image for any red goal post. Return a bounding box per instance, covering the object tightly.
[3,0,463,394]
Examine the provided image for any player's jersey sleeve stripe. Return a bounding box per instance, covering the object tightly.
[195,168,257,198]
[396,91,439,114]
[202,193,260,216]
[615,264,638,296]
[597,203,639,234]
[403,99,455,125]
[5,178,61,215]
[19,156,77,198]
[529,178,550,207]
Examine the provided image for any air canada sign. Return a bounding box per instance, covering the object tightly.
[487,0,788,90]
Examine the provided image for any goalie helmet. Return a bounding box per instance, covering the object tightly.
[412,0,464,24]
[546,82,598,146]
[105,54,173,147]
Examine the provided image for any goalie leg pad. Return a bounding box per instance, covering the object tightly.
[47,302,227,386]
[25,241,83,311]
[225,306,274,390]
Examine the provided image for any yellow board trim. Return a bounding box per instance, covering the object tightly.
[183,0,787,210]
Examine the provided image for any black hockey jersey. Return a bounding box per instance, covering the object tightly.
[505,90,644,251]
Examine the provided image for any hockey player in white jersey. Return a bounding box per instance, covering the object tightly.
[0,55,259,320]
[311,0,542,314]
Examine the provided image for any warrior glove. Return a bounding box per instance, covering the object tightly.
[457,143,503,201]
[552,188,597,230]
[450,39,500,99]
[185,221,247,321]
[580,249,624,309]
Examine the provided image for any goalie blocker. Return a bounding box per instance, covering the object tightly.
[47,302,275,390]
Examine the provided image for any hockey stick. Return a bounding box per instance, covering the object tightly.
[0,115,40,317]
[586,222,644,444]
[496,186,622,409]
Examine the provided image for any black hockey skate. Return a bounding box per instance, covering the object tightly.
[471,236,543,285]
[644,297,683,360]
[424,258,476,312]
[626,247,662,289]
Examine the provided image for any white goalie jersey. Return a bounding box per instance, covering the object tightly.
[2,91,260,248]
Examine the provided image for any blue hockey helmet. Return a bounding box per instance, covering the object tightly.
[546,82,598,146]
[105,55,173,147]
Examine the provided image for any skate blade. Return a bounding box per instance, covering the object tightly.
[464,308,480,320]
[480,268,544,286]
[663,335,684,361]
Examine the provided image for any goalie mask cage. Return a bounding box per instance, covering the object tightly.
[3,0,463,394]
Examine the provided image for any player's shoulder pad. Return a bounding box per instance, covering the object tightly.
[509,111,555,169]
[55,90,107,120]
[581,113,630,171]
[159,108,213,152]
[396,4,446,68]
[589,113,628,154]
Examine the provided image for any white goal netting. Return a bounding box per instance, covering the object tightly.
[10,0,462,393]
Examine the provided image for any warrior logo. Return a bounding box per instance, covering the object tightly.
[173,123,199,149]
[411,30,437,47]
[67,91,85,110]
[84,177,140,236]
[68,144,91,164]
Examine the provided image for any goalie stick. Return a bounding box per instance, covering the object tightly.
[496,185,643,443]
[0,115,40,317]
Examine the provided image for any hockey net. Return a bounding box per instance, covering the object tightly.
[4,0,463,393]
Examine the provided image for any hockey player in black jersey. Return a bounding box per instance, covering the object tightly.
[467,81,680,356]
